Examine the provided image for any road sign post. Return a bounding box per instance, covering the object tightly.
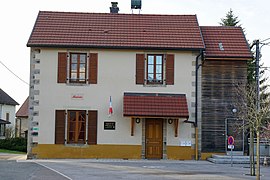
[228,136,235,167]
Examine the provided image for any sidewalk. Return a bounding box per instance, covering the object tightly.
[0,152,27,160]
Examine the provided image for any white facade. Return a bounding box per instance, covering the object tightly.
[29,48,198,157]
[0,104,16,127]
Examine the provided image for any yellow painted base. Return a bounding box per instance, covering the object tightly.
[32,144,195,160]
[32,144,142,159]
[167,146,194,160]
[201,152,225,160]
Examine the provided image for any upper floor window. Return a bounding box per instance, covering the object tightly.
[6,113,9,122]
[147,55,163,84]
[58,52,98,84]
[70,53,87,83]
[136,53,174,86]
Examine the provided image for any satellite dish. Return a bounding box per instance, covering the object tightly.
[131,0,142,9]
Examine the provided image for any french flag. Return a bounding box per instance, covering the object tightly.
[109,96,113,116]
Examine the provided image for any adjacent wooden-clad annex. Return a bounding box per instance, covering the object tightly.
[200,26,252,153]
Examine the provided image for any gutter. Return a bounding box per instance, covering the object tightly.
[195,50,204,161]
[195,50,204,127]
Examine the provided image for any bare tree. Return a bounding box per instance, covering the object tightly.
[233,82,270,180]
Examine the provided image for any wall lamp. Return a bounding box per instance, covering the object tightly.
[168,119,173,124]
[135,118,141,124]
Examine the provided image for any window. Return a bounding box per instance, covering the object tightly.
[58,52,98,84]
[6,113,9,122]
[70,53,87,83]
[147,55,163,84]
[67,110,86,144]
[55,110,97,145]
[136,53,174,85]
[0,124,5,136]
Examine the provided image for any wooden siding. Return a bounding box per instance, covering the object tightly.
[201,60,247,152]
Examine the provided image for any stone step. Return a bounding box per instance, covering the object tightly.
[207,155,269,164]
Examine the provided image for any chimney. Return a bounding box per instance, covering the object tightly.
[110,2,119,13]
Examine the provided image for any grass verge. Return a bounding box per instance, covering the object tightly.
[0,149,26,154]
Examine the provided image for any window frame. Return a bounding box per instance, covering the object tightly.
[6,113,9,122]
[146,54,164,84]
[67,110,86,144]
[69,53,87,84]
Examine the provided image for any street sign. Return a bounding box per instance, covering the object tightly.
[228,136,234,145]
[228,145,234,149]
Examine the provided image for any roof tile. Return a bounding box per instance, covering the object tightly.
[200,26,252,59]
[123,93,189,118]
[27,11,205,50]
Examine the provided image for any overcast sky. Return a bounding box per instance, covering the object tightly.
[0,0,269,108]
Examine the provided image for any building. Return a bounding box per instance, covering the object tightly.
[26,10,252,159]
[16,97,29,138]
[0,88,19,138]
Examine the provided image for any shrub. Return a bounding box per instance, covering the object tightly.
[0,137,27,152]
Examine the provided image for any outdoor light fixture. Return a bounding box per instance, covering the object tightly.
[168,119,173,124]
[135,118,140,124]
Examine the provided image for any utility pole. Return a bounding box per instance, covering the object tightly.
[255,39,261,180]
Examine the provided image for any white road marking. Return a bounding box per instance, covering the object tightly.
[34,161,72,180]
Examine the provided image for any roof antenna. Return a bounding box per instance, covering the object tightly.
[131,0,142,14]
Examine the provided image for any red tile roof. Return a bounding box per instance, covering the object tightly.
[27,11,205,50]
[123,93,189,118]
[16,97,29,118]
[200,26,252,59]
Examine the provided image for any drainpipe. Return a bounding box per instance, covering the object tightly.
[195,50,204,160]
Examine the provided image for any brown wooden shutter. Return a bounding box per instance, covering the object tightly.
[55,110,65,144]
[89,53,98,84]
[58,52,67,83]
[166,54,174,85]
[88,110,97,145]
[136,54,145,84]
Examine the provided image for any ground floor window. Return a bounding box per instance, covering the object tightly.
[67,110,86,144]
[0,124,5,136]
[55,110,97,145]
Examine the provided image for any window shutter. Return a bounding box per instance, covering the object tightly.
[55,110,65,144]
[58,52,67,83]
[166,54,174,85]
[88,110,97,145]
[136,54,145,84]
[89,53,98,84]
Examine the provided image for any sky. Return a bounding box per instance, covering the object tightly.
[0,0,269,109]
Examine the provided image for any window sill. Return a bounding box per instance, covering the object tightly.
[65,143,89,147]
[66,83,90,86]
[143,84,166,87]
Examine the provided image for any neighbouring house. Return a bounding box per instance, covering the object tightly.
[16,97,29,138]
[0,88,19,139]
[26,8,252,159]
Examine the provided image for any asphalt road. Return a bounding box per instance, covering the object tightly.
[0,153,269,180]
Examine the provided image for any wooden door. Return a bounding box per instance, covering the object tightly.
[145,119,163,159]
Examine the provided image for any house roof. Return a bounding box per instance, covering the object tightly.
[27,11,205,50]
[123,93,189,118]
[16,97,29,118]
[0,89,19,106]
[0,119,11,124]
[200,26,253,59]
